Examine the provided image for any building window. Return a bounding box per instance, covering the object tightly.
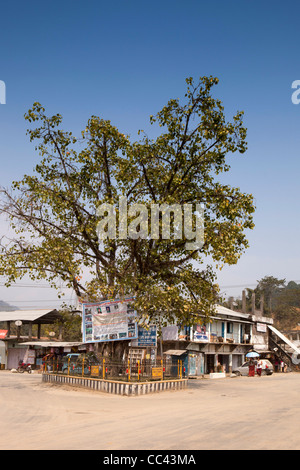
[227,322,233,334]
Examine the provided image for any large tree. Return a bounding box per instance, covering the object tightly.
[0,76,255,327]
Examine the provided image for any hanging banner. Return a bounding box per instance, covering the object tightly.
[82,298,138,343]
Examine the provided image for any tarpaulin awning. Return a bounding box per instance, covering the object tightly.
[163,349,187,356]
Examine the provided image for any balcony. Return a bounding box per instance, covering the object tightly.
[209,332,251,345]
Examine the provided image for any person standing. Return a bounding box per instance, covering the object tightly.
[257,359,262,376]
[248,358,255,377]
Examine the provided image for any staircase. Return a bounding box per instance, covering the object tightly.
[268,325,300,371]
[269,337,293,369]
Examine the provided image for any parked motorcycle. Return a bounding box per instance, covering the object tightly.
[17,361,32,373]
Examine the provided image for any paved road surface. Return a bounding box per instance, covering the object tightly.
[0,370,299,450]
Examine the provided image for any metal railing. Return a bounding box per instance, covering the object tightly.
[43,357,185,382]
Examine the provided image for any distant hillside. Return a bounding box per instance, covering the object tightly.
[0,300,18,311]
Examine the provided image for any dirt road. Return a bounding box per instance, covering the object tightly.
[0,370,299,450]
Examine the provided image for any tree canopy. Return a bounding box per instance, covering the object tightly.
[0,76,255,326]
[256,275,286,313]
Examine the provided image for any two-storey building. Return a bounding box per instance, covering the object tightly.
[161,304,274,376]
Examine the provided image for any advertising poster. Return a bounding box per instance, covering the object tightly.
[82,298,137,343]
[0,330,8,339]
[27,349,36,364]
[193,324,209,342]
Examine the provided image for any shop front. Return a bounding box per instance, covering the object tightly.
[187,352,205,376]
[164,349,205,377]
[204,349,246,374]
[7,341,87,370]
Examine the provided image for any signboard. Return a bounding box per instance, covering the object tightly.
[0,330,8,339]
[132,325,157,347]
[193,325,209,342]
[82,298,138,343]
[27,350,36,365]
[151,367,163,379]
[90,365,100,377]
[256,323,267,333]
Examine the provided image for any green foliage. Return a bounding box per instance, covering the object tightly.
[271,281,300,329]
[256,275,286,313]
[0,77,255,326]
[52,310,82,341]
[236,276,300,329]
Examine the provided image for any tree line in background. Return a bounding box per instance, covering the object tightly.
[226,275,300,330]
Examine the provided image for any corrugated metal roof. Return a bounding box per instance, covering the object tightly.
[215,305,251,319]
[0,309,61,323]
[163,349,187,356]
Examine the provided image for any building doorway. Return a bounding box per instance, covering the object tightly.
[206,354,215,374]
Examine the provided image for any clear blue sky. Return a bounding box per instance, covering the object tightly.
[0,0,300,307]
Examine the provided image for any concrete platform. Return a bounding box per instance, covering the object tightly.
[209,372,226,379]
[42,373,188,395]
